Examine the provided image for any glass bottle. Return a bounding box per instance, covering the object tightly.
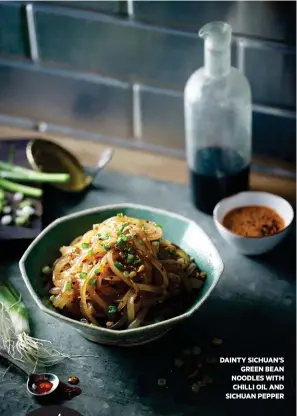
[184,21,252,214]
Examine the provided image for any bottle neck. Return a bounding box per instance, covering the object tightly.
[204,48,231,78]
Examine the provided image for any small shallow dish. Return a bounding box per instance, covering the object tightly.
[19,204,224,346]
[213,191,294,256]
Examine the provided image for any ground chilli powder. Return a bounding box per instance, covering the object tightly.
[222,205,285,237]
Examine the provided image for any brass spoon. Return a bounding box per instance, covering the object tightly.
[26,139,114,192]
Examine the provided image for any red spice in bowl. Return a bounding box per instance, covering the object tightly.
[222,205,285,237]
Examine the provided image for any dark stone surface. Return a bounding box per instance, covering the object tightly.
[0,170,296,416]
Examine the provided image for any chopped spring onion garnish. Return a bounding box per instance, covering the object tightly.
[42,265,51,275]
[15,216,28,226]
[94,269,100,275]
[82,242,89,249]
[13,192,24,202]
[3,206,11,214]
[108,305,117,313]
[80,272,87,279]
[117,234,129,245]
[19,199,32,208]
[88,250,93,256]
[1,215,12,225]
[156,224,162,228]
[114,261,124,271]
[119,223,129,233]
[88,279,97,286]
[65,282,72,292]
[102,244,110,251]
[127,254,135,263]
[117,213,124,217]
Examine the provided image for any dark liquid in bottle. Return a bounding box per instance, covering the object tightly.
[189,147,250,215]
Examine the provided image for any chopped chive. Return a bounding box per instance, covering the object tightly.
[65,281,72,292]
[42,265,51,274]
[97,233,101,237]
[117,212,124,217]
[19,199,32,209]
[16,216,29,226]
[88,279,97,286]
[102,233,111,240]
[156,224,162,228]
[108,305,117,313]
[117,234,129,245]
[94,268,100,275]
[102,243,110,251]
[134,258,141,265]
[114,261,124,271]
[119,222,129,233]
[152,241,159,246]
[88,250,93,256]
[49,295,55,302]
[80,272,87,279]
[127,253,135,262]
[82,242,89,249]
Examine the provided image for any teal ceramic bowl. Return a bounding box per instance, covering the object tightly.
[19,204,224,346]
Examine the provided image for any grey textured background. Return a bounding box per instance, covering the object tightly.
[0,1,296,162]
[0,170,296,415]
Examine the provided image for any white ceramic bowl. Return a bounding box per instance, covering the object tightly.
[213,191,294,255]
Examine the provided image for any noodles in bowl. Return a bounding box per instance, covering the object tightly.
[47,213,207,330]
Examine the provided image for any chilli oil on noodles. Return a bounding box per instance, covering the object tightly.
[46,214,207,330]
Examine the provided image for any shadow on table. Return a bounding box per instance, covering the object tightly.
[42,183,106,227]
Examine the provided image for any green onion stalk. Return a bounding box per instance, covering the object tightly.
[0,161,70,198]
[0,280,103,371]
[0,280,69,366]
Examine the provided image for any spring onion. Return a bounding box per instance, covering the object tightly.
[0,161,70,183]
[114,261,124,271]
[0,280,68,366]
[0,171,70,183]
[0,178,42,198]
[108,305,117,313]
[15,216,29,227]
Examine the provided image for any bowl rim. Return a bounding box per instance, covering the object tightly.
[213,191,294,240]
[19,203,224,335]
